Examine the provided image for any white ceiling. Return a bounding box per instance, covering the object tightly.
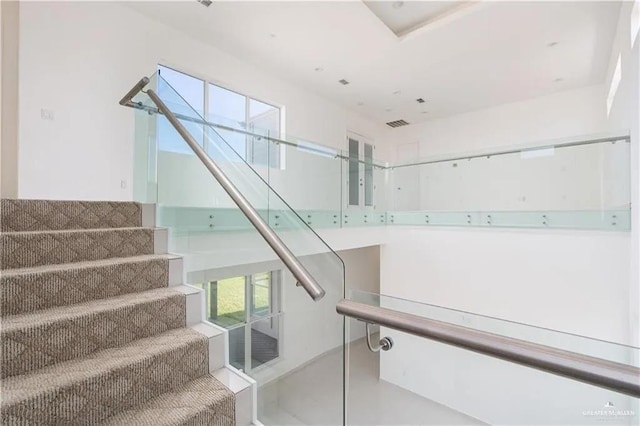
[126,1,621,126]
[363,1,473,37]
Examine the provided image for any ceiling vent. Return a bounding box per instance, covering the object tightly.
[338,79,350,85]
[386,119,410,128]
[416,98,425,104]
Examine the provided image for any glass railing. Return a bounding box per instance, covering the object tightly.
[387,135,631,231]
[137,93,631,233]
[135,68,632,235]
[131,72,346,424]
[344,290,639,425]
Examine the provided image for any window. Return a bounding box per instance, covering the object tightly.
[158,65,282,168]
[606,54,622,116]
[632,0,640,48]
[157,66,205,154]
[192,271,281,372]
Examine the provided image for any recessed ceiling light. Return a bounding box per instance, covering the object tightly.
[338,79,350,85]
[314,67,324,72]
[392,1,404,9]
[416,98,425,104]
[547,41,559,47]
[393,90,401,95]
[554,78,564,82]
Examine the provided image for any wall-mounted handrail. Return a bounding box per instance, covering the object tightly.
[337,299,640,398]
[121,77,325,301]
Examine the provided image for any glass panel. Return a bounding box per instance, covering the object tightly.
[208,83,247,160]
[248,99,280,168]
[386,138,631,231]
[250,315,280,369]
[346,290,639,425]
[228,326,246,371]
[251,271,271,318]
[211,276,246,328]
[226,315,282,374]
[133,107,158,203]
[348,138,359,206]
[158,65,204,115]
[158,65,205,153]
[364,143,374,207]
[132,72,346,424]
[269,139,343,224]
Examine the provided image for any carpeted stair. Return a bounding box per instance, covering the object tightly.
[0,199,235,425]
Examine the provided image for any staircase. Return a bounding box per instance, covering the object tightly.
[0,199,243,425]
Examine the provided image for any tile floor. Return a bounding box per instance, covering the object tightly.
[257,337,485,425]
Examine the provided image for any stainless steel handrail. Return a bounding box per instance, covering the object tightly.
[124,101,389,169]
[337,299,640,398]
[122,77,325,301]
[122,85,630,171]
[119,77,150,107]
[147,89,325,301]
[124,97,631,172]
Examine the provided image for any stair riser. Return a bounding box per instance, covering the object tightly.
[2,293,186,378]
[1,228,156,270]
[0,200,143,232]
[1,258,170,317]
[1,338,209,425]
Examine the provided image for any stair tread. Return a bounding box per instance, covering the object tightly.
[2,287,188,377]
[3,286,182,326]
[1,327,207,406]
[1,199,143,232]
[1,227,157,269]
[3,287,184,330]
[101,375,235,426]
[1,199,235,425]
[1,254,176,277]
[1,254,176,318]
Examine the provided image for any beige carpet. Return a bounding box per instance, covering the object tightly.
[0,199,235,425]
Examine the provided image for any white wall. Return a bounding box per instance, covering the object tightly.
[17,2,389,201]
[387,84,631,212]
[380,227,633,425]
[1,0,19,198]
[390,84,609,161]
[377,4,638,424]
[187,245,380,389]
[604,5,640,422]
[606,0,640,353]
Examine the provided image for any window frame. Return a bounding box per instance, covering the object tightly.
[158,63,285,169]
[194,270,282,373]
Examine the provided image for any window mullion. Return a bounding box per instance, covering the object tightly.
[203,81,209,154]
[244,275,252,372]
